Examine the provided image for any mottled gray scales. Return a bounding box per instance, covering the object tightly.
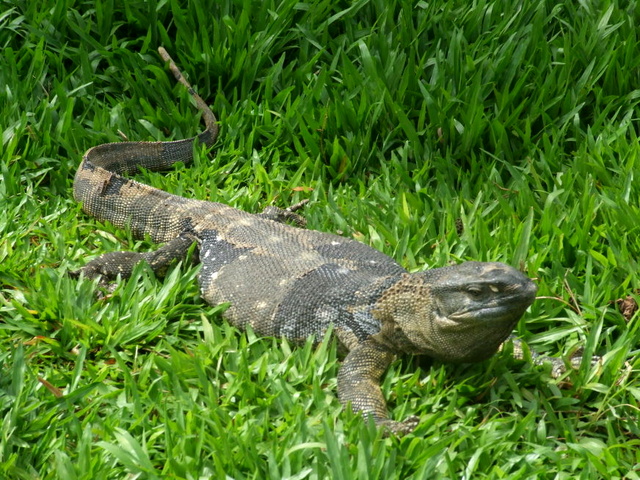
[312,239,406,276]
[273,263,383,341]
[72,48,539,436]
[201,239,326,335]
[199,230,254,272]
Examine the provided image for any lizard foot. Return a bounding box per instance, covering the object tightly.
[259,199,309,227]
[70,251,145,298]
[510,338,602,379]
[377,415,420,437]
[542,353,602,379]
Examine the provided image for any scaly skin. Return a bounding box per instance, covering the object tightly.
[73,48,538,435]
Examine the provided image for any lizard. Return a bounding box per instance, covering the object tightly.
[72,47,539,435]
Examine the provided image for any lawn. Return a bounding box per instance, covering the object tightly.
[1,0,639,478]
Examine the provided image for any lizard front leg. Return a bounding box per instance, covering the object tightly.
[337,338,419,435]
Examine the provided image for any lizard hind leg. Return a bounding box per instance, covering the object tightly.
[71,233,197,290]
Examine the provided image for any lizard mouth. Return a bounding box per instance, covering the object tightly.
[447,283,537,324]
[445,297,532,327]
[447,304,524,323]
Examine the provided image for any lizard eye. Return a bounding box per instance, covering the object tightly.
[467,285,483,297]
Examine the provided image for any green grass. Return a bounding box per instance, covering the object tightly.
[1,0,639,478]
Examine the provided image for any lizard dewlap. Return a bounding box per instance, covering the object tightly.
[73,48,537,435]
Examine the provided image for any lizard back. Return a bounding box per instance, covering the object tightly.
[195,215,406,340]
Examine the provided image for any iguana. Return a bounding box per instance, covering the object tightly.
[73,48,538,435]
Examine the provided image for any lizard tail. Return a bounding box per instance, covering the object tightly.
[158,46,219,149]
[73,48,219,242]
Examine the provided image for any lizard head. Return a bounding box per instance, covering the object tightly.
[373,262,537,363]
